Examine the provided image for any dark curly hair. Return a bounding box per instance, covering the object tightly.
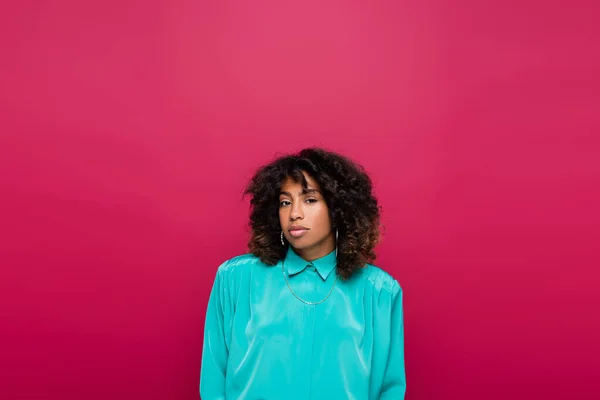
[243,147,382,280]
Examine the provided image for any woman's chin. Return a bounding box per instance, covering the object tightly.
[289,239,309,249]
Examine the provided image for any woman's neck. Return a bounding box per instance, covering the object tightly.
[293,234,336,261]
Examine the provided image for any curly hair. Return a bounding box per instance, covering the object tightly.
[243,147,382,280]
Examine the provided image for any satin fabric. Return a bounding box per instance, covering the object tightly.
[200,247,406,399]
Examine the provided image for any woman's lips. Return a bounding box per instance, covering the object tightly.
[289,229,309,238]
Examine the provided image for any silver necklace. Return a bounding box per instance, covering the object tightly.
[281,260,337,305]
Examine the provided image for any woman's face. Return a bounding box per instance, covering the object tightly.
[278,172,335,260]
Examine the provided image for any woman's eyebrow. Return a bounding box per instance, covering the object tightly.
[279,188,321,196]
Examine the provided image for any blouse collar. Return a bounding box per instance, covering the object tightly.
[284,246,337,281]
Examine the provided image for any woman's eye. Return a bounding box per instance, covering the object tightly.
[306,198,317,204]
[280,200,291,207]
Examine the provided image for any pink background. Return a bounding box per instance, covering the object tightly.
[1,0,598,399]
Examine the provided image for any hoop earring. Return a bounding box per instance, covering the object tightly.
[335,229,339,258]
[281,230,285,246]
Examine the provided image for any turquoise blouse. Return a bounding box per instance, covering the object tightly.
[200,247,406,399]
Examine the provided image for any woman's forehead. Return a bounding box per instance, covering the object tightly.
[280,173,320,193]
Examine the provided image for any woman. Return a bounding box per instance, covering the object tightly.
[200,147,406,399]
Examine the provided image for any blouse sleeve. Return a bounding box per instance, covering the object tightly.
[199,262,232,400]
[379,286,406,399]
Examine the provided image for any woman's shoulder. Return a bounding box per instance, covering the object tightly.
[217,253,263,270]
[359,262,403,297]
[214,253,270,280]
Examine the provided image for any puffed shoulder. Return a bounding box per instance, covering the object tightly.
[216,253,264,272]
[212,253,267,287]
[363,263,403,297]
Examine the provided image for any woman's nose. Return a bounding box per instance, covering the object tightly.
[290,202,304,220]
